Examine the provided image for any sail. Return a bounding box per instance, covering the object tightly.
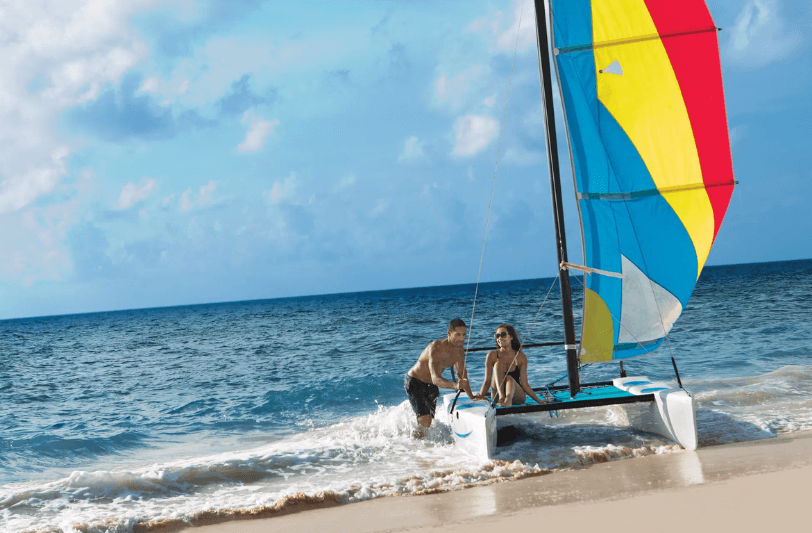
[549,0,735,362]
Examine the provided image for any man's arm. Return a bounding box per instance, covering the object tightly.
[453,358,483,401]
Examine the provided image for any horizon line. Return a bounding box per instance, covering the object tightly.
[2,257,809,323]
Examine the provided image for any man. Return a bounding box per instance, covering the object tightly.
[404,318,483,429]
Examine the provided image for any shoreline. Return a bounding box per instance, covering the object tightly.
[134,429,812,532]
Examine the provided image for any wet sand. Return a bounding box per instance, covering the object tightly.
[153,430,812,532]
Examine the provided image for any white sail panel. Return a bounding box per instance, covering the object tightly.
[617,255,682,344]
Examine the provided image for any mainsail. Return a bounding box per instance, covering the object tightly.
[549,0,735,362]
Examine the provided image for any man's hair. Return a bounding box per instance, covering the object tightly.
[497,324,522,352]
[448,318,466,331]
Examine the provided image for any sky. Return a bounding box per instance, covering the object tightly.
[0,0,809,320]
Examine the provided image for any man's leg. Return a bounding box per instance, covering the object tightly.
[417,414,432,428]
[405,375,437,434]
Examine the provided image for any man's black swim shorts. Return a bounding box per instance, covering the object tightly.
[404,374,440,419]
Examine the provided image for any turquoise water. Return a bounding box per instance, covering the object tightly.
[1,259,811,531]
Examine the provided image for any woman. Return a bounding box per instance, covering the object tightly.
[478,324,549,407]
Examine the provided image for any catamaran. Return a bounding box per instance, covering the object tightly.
[443,0,735,460]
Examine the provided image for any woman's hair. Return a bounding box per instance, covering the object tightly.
[496,324,522,352]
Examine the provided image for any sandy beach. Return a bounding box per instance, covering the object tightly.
[140,429,812,533]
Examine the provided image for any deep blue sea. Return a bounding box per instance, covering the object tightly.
[2,259,811,532]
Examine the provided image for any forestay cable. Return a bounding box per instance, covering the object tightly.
[464,0,528,367]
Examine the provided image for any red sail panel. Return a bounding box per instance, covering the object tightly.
[644,0,735,240]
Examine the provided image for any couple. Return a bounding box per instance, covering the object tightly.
[404,318,549,429]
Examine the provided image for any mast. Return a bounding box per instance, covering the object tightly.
[533,0,580,397]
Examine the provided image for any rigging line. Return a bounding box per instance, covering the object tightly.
[464,0,527,368]
[466,340,581,352]
[645,273,683,388]
[545,363,591,388]
[492,276,558,406]
[570,273,680,385]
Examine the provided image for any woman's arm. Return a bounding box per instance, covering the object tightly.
[478,351,496,398]
[518,352,550,404]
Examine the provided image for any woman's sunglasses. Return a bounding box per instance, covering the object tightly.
[494,332,509,339]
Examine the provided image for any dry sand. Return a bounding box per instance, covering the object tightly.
[161,430,812,532]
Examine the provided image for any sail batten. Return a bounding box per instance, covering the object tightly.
[551,0,735,364]
[556,25,718,55]
[577,179,736,201]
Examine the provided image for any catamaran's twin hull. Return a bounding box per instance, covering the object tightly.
[442,376,697,461]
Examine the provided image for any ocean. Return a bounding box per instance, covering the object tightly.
[1,259,811,532]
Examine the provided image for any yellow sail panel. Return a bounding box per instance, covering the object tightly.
[591,0,714,275]
[579,288,615,363]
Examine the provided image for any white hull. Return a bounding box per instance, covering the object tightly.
[442,375,697,460]
[613,376,698,451]
[441,397,496,461]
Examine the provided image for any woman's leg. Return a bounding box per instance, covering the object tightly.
[506,377,526,406]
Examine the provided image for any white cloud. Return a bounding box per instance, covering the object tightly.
[496,0,536,52]
[238,112,279,153]
[264,172,297,205]
[138,75,159,93]
[482,96,496,107]
[397,136,425,162]
[502,145,542,166]
[179,180,217,212]
[0,0,156,214]
[434,66,484,110]
[467,1,536,52]
[115,178,157,210]
[726,0,802,68]
[729,126,747,147]
[452,114,499,156]
[0,147,69,213]
[370,199,389,218]
[0,167,94,285]
[335,174,356,190]
[1,210,71,285]
[468,11,502,34]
